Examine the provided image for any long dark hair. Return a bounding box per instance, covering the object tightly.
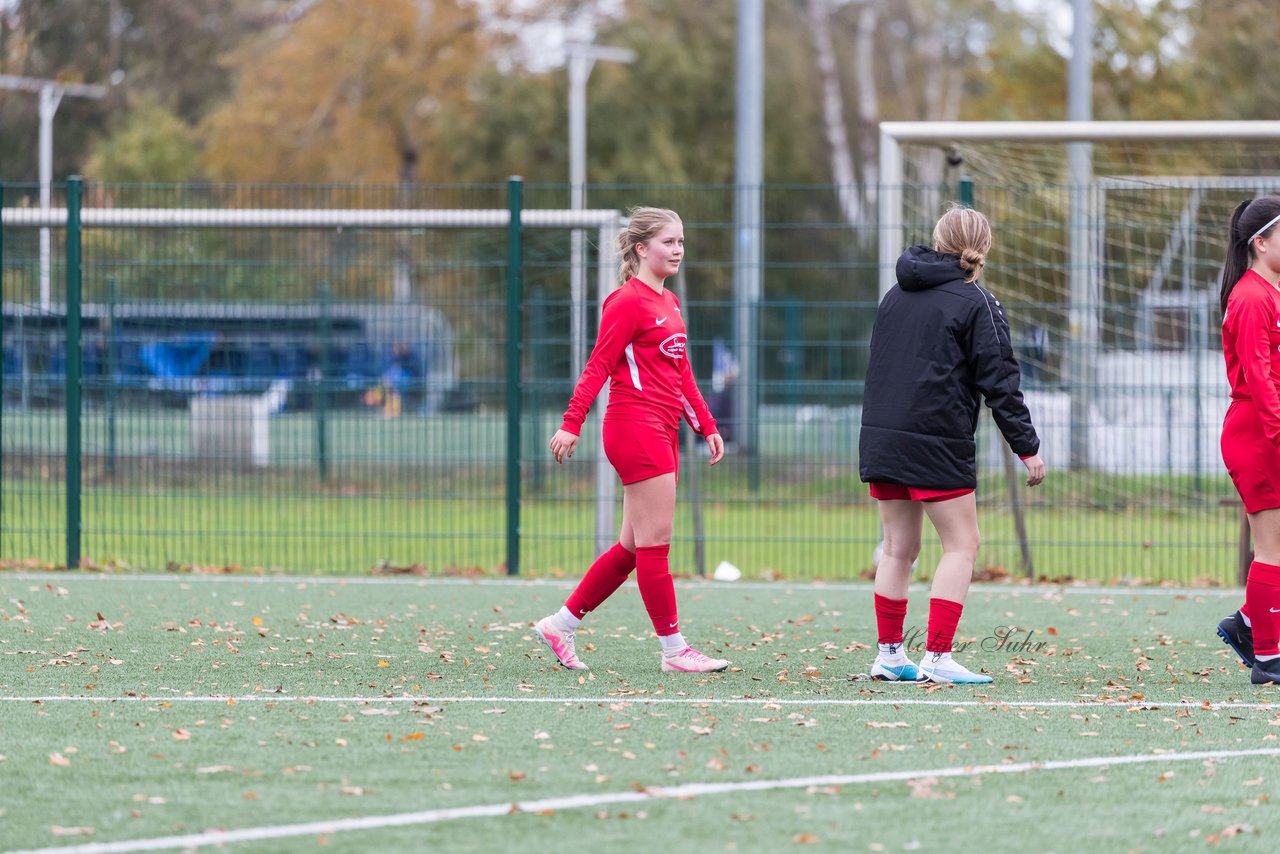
[1221,195,1280,314]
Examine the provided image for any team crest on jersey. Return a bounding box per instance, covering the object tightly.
[659,333,687,359]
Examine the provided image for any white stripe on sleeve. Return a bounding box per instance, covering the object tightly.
[624,343,643,390]
[680,394,701,431]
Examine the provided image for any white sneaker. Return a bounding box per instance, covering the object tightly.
[870,649,920,682]
[661,646,730,673]
[532,616,588,670]
[917,651,991,684]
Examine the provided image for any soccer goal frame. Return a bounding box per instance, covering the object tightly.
[1,186,625,572]
[879,120,1280,471]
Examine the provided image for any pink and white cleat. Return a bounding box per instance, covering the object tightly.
[661,646,730,673]
[532,616,588,670]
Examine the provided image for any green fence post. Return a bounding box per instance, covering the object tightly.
[106,273,117,478]
[315,281,331,482]
[66,176,83,570]
[529,286,546,494]
[505,176,524,576]
[783,300,800,406]
[959,176,974,208]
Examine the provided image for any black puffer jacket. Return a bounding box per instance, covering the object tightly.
[859,245,1039,490]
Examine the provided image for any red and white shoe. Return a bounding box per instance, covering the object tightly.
[532,616,588,670]
[661,646,730,673]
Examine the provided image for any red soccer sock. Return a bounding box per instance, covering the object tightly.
[926,597,965,654]
[564,543,637,619]
[874,594,909,646]
[1246,561,1280,657]
[636,544,679,637]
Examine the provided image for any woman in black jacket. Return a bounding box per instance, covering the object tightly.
[860,204,1045,685]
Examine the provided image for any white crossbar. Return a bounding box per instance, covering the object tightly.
[881,120,1280,143]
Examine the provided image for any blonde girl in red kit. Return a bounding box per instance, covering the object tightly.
[1217,195,1280,685]
[532,207,729,674]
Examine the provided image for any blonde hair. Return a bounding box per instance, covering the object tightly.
[617,206,682,282]
[932,204,992,283]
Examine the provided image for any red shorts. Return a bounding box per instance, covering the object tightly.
[603,419,679,485]
[1222,400,1280,513]
[869,482,974,502]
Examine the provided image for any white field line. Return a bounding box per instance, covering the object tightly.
[0,572,1242,597]
[1,694,1276,711]
[10,746,1280,854]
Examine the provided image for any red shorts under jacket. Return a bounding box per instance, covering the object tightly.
[868,482,974,503]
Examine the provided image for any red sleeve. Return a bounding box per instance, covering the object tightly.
[559,290,635,435]
[678,355,718,437]
[1235,293,1280,446]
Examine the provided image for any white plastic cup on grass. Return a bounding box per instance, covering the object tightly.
[713,560,742,582]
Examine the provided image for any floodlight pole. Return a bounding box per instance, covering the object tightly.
[566,41,636,556]
[734,0,764,488]
[1066,0,1095,470]
[566,42,635,379]
[0,75,109,310]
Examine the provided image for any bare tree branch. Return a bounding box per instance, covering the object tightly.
[805,0,865,225]
[853,1,880,194]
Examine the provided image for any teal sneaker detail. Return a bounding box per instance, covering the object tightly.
[870,652,920,682]
[917,652,992,684]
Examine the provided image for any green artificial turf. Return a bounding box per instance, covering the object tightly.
[0,574,1277,852]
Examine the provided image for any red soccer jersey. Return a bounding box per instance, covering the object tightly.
[560,278,717,437]
[1223,269,1280,446]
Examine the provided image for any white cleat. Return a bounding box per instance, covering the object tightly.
[917,651,992,684]
[661,646,730,673]
[532,616,588,670]
[870,652,920,682]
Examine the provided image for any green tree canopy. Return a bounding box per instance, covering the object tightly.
[83,97,201,183]
[0,0,280,183]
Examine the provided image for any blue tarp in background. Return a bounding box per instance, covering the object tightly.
[139,333,217,379]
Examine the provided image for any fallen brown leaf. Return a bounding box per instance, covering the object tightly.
[50,826,94,837]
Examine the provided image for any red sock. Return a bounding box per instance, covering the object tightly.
[1246,561,1280,657]
[564,543,636,618]
[636,544,679,636]
[1240,602,1251,624]
[926,597,964,654]
[874,594,909,645]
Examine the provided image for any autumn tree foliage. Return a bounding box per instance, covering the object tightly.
[201,0,508,184]
[3,0,1280,190]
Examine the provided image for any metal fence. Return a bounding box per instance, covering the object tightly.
[0,180,1244,583]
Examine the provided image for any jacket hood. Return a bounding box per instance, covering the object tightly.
[895,245,966,292]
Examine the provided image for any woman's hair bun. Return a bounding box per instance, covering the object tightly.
[959,247,985,273]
